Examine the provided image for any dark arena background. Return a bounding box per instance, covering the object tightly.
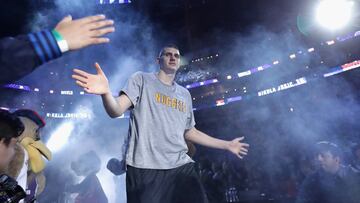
[1,0,360,202]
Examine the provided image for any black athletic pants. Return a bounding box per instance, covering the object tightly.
[126,163,208,203]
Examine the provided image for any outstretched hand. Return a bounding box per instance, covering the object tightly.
[72,63,110,95]
[55,15,115,50]
[227,137,249,159]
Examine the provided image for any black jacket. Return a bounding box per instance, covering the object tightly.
[0,30,62,84]
[296,166,360,203]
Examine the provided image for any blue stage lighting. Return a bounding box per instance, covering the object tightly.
[99,0,131,4]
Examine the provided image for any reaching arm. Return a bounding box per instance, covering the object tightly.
[0,14,114,84]
[72,63,132,118]
[0,32,57,84]
[184,127,249,159]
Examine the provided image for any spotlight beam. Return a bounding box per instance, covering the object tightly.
[316,0,354,30]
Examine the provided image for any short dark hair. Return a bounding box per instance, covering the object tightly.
[0,109,24,146]
[71,150,101,175]
[316,141,342,158]
[158,44,180,57]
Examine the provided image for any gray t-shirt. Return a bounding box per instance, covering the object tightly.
[121,72,195,169]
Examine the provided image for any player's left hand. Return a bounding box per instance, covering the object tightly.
[227,137,249,159]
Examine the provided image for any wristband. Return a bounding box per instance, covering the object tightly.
[51,29,69,53]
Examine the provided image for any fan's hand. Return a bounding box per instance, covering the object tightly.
[55,15,114,50]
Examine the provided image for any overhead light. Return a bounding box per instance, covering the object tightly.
[316,0,354,30]
[216,99,225,106]
[99,0,132,4]
[326,40,335,45]
[237,70,251,78]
